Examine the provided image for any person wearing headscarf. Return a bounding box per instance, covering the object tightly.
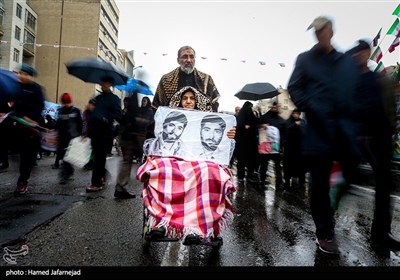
[113,92,154,199]
[138,86,236,247]
[282,108,307,189]
[82,98,95,171]
[235,101,259,184]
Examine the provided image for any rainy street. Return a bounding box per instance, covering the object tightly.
[1,152,400,278]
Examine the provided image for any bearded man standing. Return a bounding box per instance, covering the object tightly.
[152,45,220,112]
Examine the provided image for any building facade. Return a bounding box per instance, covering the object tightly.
[255,88,296,120]
[27,0,133,110]
[0,0,37,71]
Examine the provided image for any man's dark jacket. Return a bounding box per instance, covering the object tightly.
[287,46,361,157]
[13,82,45,127]
[88,91,122,137]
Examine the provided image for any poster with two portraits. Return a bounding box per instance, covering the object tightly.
[145,106,236,166]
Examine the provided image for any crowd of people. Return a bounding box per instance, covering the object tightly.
[1,19,400,254]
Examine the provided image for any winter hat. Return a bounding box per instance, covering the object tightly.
[100,76,115,85]
[61,93,72,104]
[345,39,371,56]
[19,64,37,76]
[307,16,332,31]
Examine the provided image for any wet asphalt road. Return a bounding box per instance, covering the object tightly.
[1,152,400,278]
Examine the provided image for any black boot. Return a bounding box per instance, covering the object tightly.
[114,187,136,199]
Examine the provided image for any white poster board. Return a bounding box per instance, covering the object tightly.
[144,106,236,165]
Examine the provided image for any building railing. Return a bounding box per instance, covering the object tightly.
[23,43,35,55]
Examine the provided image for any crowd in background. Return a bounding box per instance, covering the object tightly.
[1,27,400,253]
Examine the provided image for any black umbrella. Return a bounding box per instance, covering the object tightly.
[235,82,280,101]
[65,57,129,86]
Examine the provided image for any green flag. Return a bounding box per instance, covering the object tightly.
[374,61,387,74]
[392,4,400,17]
[10,115,36,127]
[10,115,46,131]
[387,18,400,36]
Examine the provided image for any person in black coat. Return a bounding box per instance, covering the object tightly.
[0,99,14,172]
[82,99,95,170]
[114,93,154,199]
[345,39,400,251]
[282,108,307,189]
[287,16,361,254]
[235,101,259,184]
[86,76,122,193]
[54,93,85,184]
[12,65,45,196]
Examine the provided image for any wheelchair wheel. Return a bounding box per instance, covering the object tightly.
[142,213,150,249]
[211,237,223,251]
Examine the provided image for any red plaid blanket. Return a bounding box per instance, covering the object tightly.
[137,156,236,241]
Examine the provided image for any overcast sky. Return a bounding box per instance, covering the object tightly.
[115,0,400,112]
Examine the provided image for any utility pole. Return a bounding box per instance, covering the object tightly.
[55,0,64,103]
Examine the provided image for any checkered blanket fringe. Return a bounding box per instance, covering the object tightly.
[138,156,236,242]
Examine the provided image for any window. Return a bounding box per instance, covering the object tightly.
[16,4,22,18]
[15,26,21,40]
[25,10,36,30]
[13,48,20,63]
[0,9,4,26]
[24,29,35,44]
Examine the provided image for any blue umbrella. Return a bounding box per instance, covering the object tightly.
[114,78,153,96]
[0,68,19,103]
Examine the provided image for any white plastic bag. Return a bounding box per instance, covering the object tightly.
[63,136,92,168]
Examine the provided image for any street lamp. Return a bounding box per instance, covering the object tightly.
[132,65,142,78]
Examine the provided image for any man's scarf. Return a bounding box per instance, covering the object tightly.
[137,156,236,241]
[153,67,220,111]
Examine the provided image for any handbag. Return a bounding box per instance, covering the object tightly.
[63,136,92,168]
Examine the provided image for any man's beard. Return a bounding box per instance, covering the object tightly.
[202,139,218,151]
[180,65,194,74]
[163,131,179,142]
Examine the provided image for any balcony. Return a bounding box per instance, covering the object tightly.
[23,43,35,57]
